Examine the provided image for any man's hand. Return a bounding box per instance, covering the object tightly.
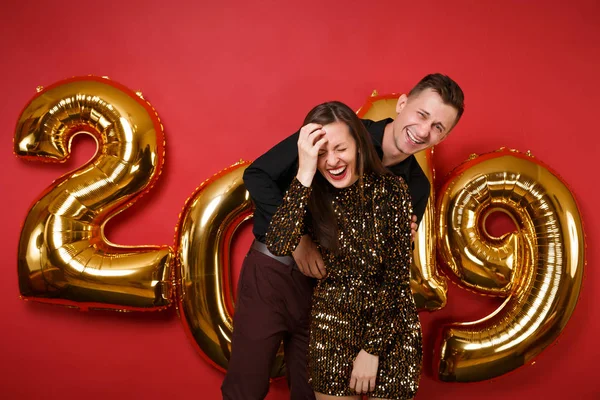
[410,214,418,241]
[292,234,326,278]
[350,349,379,394]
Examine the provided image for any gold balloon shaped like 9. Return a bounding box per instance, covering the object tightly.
[14,76,174,311]
[435,148,585,382]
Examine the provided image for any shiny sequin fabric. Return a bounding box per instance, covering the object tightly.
[266,173,422,399]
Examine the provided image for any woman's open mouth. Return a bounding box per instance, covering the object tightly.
[327,166,347,181]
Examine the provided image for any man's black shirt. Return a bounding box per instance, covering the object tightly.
[243,118,431,243]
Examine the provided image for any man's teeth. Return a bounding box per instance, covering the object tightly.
[407,130,425,145]
[329,166,346,175]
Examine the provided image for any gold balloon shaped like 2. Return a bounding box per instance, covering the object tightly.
[14,76,173,310]
[14,78,585,383]
[435,149,585,382]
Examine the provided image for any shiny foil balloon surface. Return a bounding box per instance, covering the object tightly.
[435,148,585,382]
[15,76,173,311]
[175,162,286,377]
[357,92,447,311]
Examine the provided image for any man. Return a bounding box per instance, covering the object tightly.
[222,73,465,400]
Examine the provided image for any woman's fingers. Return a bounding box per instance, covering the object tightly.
[369,376,376,393]
[349,375,357,392]
[313,136,328,154]
[309,129,326,146]
[299,123,322,140]
[358,378,367,393]
[298,127,326,156]
[299,123,326,147]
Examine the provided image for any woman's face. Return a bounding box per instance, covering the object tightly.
[317,121,359,189]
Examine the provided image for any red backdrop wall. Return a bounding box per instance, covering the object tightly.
[1,0,598,398]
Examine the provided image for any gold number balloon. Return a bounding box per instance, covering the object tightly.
[357,91,447,311]
[14,80,587,386]
[175,161,285,377]
[15,76,174,311]
[435,148,585,382]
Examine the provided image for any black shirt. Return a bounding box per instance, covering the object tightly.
[243,118,431,243]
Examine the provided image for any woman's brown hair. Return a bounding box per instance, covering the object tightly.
[302,101,388,252]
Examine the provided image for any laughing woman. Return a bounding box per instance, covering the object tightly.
[266,101,422,400]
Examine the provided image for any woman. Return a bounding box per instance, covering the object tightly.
[266,101,422,399]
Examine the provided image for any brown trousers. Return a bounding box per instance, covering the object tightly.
[221,247,316,400]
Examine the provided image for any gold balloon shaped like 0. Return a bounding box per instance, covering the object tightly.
[357,91,447,311]
[175,162,285,377]
[435,148,585,382]
[15,76,173,311]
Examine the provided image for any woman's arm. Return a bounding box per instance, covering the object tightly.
[243,131,300,243]
[265,122,327,256]
[362,175,413,356]
[265,178,312,256]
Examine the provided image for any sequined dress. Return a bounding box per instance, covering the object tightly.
[266,173,422,399]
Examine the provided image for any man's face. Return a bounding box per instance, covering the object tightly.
[391,88,459,156]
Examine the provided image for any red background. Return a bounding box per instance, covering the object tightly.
[1,1,599,398]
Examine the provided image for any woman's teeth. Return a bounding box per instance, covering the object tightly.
[329,166,346,176]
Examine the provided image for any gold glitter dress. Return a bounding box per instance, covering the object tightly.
[266,173,422,399]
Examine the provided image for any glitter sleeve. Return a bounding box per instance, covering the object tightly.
[362,175,413,356]
[265,177,312,256]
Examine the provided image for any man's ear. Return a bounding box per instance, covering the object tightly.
[396,93,408,114]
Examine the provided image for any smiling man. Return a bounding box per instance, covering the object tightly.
[382,83,463,167]
[222,73,464,400]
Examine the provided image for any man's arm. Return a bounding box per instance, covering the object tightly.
[243,131,300,242]
[408,165,430,225]
[243,127,326,278]
[244,120,376,240]
[244,119,380,277]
